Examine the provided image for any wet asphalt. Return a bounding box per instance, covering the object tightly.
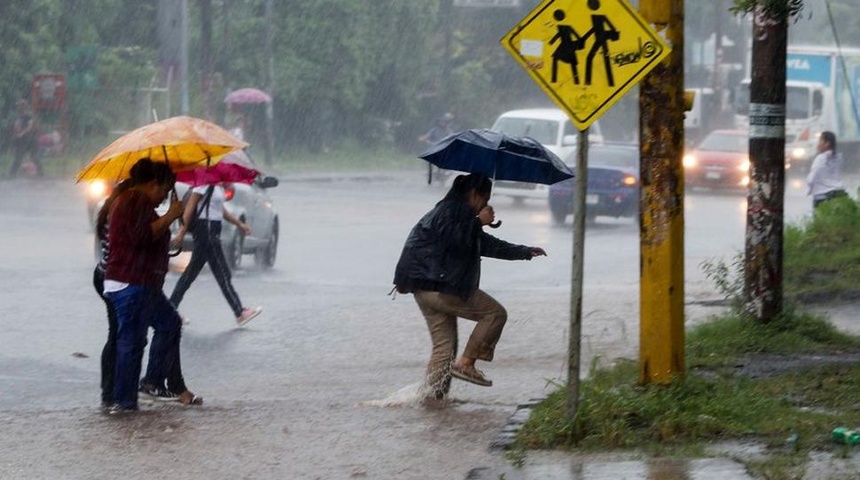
[0,168,857,479]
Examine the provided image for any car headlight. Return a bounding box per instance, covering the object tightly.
[88,180,108,198]
[738,159,750,172]
[791,147,806,159]
[622,175,637,186]
[683,154,697,168]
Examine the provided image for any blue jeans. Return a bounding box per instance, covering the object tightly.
[106,285,182,409]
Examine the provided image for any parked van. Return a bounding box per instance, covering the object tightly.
[490,108,603,202]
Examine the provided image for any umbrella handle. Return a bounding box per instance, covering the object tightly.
[171,186,185,227]
[488,220,502,229]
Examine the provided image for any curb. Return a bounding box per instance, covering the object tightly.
[489,397,544,451]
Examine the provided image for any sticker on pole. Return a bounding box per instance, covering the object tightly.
[501,0,671,130]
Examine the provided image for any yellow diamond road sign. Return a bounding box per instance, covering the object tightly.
[501,0,671,130]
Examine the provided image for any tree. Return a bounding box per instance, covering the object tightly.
[732,0,805,323]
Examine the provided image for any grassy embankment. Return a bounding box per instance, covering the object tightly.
[515,196,860,478]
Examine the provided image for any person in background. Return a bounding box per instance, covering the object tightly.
[103,159,195,413]
[169,182,263,327]
[393,173,547,405]
[7,99,43,178]
[806,131,847,209]
[419,112,454,185]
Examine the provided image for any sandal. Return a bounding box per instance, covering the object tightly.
[177,390,204,405]
[450,364,493,387]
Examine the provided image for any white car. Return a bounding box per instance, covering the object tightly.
[490,108,603,202]
[93,176,280,271]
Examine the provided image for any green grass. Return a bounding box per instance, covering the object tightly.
[686,309,860,368]
[516,311,860,457]
[784,196,860,301]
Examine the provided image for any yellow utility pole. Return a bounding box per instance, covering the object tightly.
[638,0,685,384]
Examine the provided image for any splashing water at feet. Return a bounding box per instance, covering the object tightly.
[359,383,445,408]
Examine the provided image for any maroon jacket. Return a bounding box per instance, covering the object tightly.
[104,189,170,289]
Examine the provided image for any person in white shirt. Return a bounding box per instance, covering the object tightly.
[806,131,847,209]
[170,183,263,326]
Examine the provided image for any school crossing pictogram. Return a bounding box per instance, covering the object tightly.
[501,0,671,130]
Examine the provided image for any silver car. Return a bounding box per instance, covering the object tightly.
[93,175,280,270]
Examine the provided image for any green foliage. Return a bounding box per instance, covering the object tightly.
[730,0,806,20]
[1,0,547,154]
[702,195,860,306]
[783,196,860,300]
[687,309,860,367]
[701,252,746,312]
[517,313,860,454]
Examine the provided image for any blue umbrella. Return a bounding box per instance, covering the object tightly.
[418,128,574,185]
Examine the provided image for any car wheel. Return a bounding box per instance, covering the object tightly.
[226,230,244,270]
[254,219,278,269]
[550,202,568,225]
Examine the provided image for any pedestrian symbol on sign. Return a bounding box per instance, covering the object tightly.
[549,9,585,84]
[583,0,620,87]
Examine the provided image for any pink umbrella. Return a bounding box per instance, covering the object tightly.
[175,149,260,186]
[224,87,272,105]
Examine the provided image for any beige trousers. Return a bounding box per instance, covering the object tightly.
[413,289,507,398]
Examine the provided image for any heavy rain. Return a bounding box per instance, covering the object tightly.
[3,1,860,479]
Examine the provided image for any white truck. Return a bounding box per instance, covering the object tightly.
[489,108,603,202]
[734,45,860,170]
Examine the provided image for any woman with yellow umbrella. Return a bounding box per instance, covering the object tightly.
[101,159,185,413]
[81,116,246,411]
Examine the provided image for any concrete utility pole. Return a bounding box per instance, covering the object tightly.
[201,0,214,121]
[264,0,275,165]
[638,0,685,385]
[744,7,787,323]
[180,0,189,115]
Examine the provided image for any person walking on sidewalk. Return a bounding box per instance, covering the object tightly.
[170,183,262,326]
[806,131,847,209]
[393,173,546,402]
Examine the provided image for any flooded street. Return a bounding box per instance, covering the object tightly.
[0,169,847,478]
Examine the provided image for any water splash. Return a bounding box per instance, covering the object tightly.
[359,382,434,408]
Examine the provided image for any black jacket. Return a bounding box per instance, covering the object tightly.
[393,198,534,299]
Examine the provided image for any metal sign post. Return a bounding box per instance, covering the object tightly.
[566,128,589,420]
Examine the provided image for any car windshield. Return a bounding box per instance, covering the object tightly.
[590,148,638,168]
[698,133,747,152]
[786,86,810,119]
[492,118,559,145]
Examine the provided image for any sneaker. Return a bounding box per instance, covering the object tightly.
[236,306,263,327]
[139,384,180,402]
[177,390,204,405]
[450,364,493,387]
[107,403,138,415]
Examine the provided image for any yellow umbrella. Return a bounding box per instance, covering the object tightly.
[76,116,248,183]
